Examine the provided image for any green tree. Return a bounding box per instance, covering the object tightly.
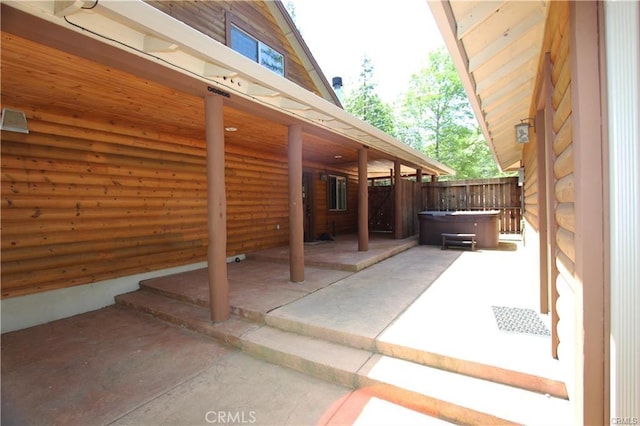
[397,48,501,178]
[343,56,396,136]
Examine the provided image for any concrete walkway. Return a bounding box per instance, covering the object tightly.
[3,305,435,425]
[1,235,572,425]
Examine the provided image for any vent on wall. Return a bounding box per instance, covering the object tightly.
[1,108,29,134]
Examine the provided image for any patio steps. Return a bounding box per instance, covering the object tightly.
[265,311,568,400]
[115,288,571,425]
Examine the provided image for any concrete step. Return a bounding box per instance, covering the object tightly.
[129,281,567,400]
[323,391,458,425]
[138,277,266,324]
[248,238,419,272]
[240,324,372,389]
[240,323,571,425]
[357,354,572,426]
[114,290,261,347]
[375,340,568,400]
[115,289,571,424]
[266,310,568,399]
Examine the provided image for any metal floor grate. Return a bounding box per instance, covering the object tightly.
[491,306,550,336]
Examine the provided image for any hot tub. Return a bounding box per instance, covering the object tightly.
[418,210,500,248]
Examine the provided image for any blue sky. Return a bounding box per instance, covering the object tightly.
[287,0,445,103]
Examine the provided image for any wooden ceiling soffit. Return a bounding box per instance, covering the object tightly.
[475,46,538,94]
[481,74,533,108]
[467,12,543,73]
[455,1,507,39]
[4,0,453,176]
[429,0,547,172]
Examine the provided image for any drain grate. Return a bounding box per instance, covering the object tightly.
[491,306,550,336]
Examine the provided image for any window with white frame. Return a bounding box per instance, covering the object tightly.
[230,25,284,76]
[328,175,347,211]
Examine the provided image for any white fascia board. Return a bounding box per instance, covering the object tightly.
[6,0,453,175]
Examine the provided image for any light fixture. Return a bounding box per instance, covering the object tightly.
[515,118,534,144]
[1,108,29,134]
[333,155,343,159]
[224,126,238,132]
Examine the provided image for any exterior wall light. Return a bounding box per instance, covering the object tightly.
[515,118,535,144]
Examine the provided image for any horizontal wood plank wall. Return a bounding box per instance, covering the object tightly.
[2,110,206,298]
[0,33,306,298]
[548,0,577,400]
[146,0,322,97]
[1,28,358,299]
[1,110,301,298]
[311,166,359,238]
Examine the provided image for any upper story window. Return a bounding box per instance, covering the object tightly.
[328,175,347,211]
[230,25,285,76]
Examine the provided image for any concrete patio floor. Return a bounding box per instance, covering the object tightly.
[1,233,572,425]
[3,305,444,426]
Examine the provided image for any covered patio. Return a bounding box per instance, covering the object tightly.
[2,235,572,424]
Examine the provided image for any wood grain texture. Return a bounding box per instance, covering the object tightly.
[0,31,356,298]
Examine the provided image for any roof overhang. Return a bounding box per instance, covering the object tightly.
[265,1,343,108]
[428,1,548,172]
[3,0,454,176]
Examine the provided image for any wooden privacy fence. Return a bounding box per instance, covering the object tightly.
[368,178,422,237]
[423,177,522,234]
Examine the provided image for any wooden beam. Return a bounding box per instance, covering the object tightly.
[543,52,560,359]
[569,2,606,423]
[358,147,369,252]
[205,95,229,323]
[288,124,304,282]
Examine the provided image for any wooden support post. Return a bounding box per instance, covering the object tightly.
[358,147,369,251]
[288,124,304,282]
[536,107,549,315]
[542,52,560,359]
[570,2,606,423]
[394,160,402,239]
[205,95,229,323]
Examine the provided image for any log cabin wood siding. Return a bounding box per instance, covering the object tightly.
[311,167,359,238]
[0,33,358,298]
[145,0,323,98]
[548,3,576,390]
[522,0,576,396]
